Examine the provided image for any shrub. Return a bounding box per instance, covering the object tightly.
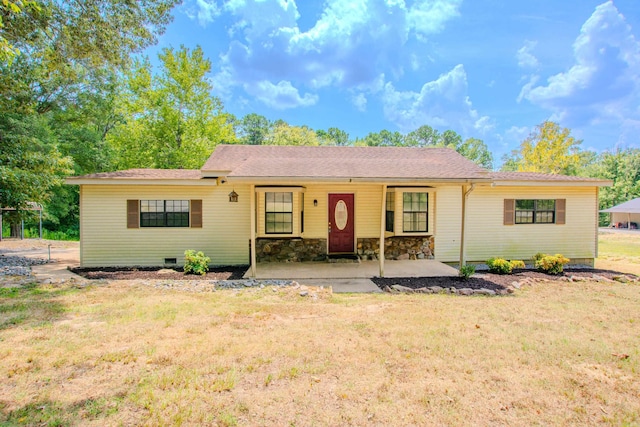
[459,264,476,280]
[510,260,526,270]
[534,253,570,275]
[487,258,512,274]
[486,258,525,274]
[184,250,210,275]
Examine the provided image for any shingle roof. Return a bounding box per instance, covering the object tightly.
[490,171,608,183]
[72,169,202,180]
[601,197,640,213]
[202,145,490,180]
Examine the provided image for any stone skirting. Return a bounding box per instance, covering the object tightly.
[256,236,435,262]
[256,238,327,262]
[358,236,435,260]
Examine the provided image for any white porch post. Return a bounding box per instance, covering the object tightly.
[249,185,257,278]
[379,184,387,277]
[459,183,475,267]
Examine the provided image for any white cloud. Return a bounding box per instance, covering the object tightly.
[381,64,490,133]
[351,93,368,112]
[407,0,462,39]
[243,80,318,109]
[523,2,640,125]
[202,0,461,109]
[516,40,539,69]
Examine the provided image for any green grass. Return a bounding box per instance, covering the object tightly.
[1,274,639,425]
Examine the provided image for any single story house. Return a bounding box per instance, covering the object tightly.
[601,197,640,229]
[67,145,611,276]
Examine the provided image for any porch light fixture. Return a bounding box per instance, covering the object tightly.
[228,190,239,203]
[313,199,318,207]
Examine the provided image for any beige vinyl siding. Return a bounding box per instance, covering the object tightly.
[79,184,250,267]
[465,186,597,262]
[433,186,463,262]
[302,184,383,239]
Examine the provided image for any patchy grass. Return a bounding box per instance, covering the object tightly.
[0,278,639,426]
[597,231,640,275]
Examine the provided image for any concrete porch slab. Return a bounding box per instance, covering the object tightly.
[245,259,459,280]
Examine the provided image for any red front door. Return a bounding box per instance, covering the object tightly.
[328,193,354,253]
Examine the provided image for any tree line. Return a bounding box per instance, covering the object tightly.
[1,1,638,237]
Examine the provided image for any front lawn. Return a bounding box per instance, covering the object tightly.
[1,278,638,426]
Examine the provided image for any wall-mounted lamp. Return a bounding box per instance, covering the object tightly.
[313,199,318,207]
[228,190,239,203]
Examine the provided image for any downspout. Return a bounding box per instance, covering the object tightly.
[459,183,475,267]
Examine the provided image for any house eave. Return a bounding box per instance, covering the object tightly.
[65,178,217,186]
[491,180,612,187]
[223,176,493,185]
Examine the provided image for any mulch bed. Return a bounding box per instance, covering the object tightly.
[72,266,249,281]
[372,268,635,291]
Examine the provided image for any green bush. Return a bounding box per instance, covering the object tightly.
[534,253,570,275]
[184,250,210,275]
[509,260,526,270]
[459,264,476,280]
[486,258,525,274]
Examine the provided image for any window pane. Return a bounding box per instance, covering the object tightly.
[516,200,534,210]
[536,199,555,211]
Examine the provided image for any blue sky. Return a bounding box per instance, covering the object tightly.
[147,0,640,164]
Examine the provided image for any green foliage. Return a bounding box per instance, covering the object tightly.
[486,258,525,274]
[585,148,640,225]
[459,264,476,280]
[267,121,319,146]
[404,125,493,169]
[184,250,210,276]
[237,113,272,145]
[317,127,350,146]
[533,253,570,275]
[503,121,584,175]
[108,45,235,169]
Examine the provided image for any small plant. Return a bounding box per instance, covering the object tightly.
[510,260,526,270]
[184,250,210,275]
[534,253,570,275]
[486,258,525,274]
[487,258,512,274]
[459,264,476,280]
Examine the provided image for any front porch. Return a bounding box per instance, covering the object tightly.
[244,259,458,280]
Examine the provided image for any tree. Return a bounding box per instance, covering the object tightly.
[458,138,493,169]
[405,125,493,169]
[317,127,350,146]
[1,0,179,69]
[237,113,271,145]
[405,125,440,147]
[507,121,583,175]
[360,129,404,146]
[0,113,72,212]
[588,148,640,209]
[267,122,319,146]
[107,46,236,169]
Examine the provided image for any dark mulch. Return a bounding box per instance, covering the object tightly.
[72,266,249,281]
[372,268,635,291]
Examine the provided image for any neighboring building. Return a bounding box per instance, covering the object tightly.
[66,145,611,276]
[601,197,640,229]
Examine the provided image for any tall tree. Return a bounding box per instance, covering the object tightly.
[458,138,493,169]
[317,127,350,146]
[506,121,583,175]
[405,125,440,147]
[267,122,319,146]
[237,113,271,145]
[588,148,640,209]
[107,46,236,169]
[360,129,404,147]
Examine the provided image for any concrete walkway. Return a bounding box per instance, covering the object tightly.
[245,259,458,293]
[247,259,458,280]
